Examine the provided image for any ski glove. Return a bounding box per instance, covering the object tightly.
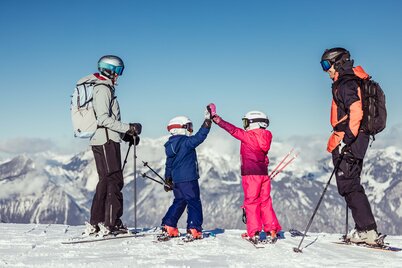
[164,178,173,192]
[122,134,140,146]
[212,115,222,124]
[126,123,142,136]
[207,103,217,119]
[204,108,211,120]
[202,119,212,128]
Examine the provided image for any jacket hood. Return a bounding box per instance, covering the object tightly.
[164,135,184,158]
[333,61,370,82]
[250,129,272,152]
[76,73,113,86]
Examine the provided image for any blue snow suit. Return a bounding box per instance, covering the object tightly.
[161,120,211,232]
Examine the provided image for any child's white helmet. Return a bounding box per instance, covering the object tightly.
[167,116,193,136]
[242,111,269,130]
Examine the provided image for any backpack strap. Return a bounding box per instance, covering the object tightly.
[93,83,116,141]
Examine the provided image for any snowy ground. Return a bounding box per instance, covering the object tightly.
[0,223,401,268]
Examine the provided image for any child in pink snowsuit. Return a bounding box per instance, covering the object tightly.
[207,103,281,239]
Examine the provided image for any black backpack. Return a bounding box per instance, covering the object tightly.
[359,77,387,136]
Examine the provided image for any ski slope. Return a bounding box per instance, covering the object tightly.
[0,223,401,267]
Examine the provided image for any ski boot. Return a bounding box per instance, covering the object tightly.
[347,228,381,246]
[182,228,203,242]
[83,222,99,236]
[114,219,129,235]
[157,225,180,241]
[98,223,112,237]
[249,231,260,244]
[188,228,203,239]
[266,230,278,244]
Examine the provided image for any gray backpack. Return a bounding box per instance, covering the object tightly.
[70,79,98,138]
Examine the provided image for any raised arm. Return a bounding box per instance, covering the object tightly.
[207,103,247,142]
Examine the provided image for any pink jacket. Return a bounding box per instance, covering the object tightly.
[217,118,272,175]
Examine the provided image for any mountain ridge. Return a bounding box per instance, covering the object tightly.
[0,137,401,234]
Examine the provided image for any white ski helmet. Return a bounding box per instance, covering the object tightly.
[167,116,193,136]
[98,55,124,79]
[242,111,269,130]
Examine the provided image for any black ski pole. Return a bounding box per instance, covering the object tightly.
[141,173,163,185]
[121,143,132,172]
[142,161,167,184]
[133,142,137,236]
[293,152,345,253]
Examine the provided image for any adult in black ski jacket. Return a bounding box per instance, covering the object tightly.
[321,47,379,245]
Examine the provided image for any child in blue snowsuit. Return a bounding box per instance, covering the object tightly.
[161,113,212,239]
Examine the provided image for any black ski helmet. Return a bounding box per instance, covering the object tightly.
[98,55,125,79]
[321,47,350,71]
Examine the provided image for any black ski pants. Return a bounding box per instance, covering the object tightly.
[332,133,377,231]
[90,140,124,227]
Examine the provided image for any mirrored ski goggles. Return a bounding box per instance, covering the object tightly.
[98,62,125,76]
[320,60,332,72]
[167,123,193,133]
[242,118,269,129]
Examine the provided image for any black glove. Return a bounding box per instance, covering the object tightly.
[122,133,140,146]
[126,123,142,136]
[164,178,173,192]
[202,119,212,129]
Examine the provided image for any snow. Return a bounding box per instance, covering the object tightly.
[0,223,401,267]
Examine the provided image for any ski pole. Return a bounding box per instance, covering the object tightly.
[142,161,168,184]
[269,148,294,178]
[142,173,173,191]
[270,153,299,180]
[293,152,345,253]
[121,143,132,172]
[133,142,137,236]
[141,173,163,185]
[345,203,349,240]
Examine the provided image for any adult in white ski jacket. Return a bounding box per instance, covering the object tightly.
[83,55,141,236]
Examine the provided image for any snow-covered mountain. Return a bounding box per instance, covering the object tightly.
[0,136,401,234]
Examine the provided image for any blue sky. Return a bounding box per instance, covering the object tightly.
[1,0,402,153]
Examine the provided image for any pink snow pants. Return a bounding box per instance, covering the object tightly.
[242,175,281,237]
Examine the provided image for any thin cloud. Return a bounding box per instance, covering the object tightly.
[0,138,57,154]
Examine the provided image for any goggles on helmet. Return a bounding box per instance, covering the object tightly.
[167,122,193,133]
[98,62,125,76]
[242,118,269,129]
[320,60,332,72]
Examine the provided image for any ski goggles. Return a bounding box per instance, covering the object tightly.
[167,122,193,133]
[320,60,332,72]
[242,118,269,129]
[98,62,125,76]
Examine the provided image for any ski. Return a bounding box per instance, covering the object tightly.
[152,233,180,243]
[153,231,214,244]
[241,234,265,249]
[332,241,402,252]
[261,237,278,244]
[242,237,265,248]
[62,232,145,244]
[332,234,402,252]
